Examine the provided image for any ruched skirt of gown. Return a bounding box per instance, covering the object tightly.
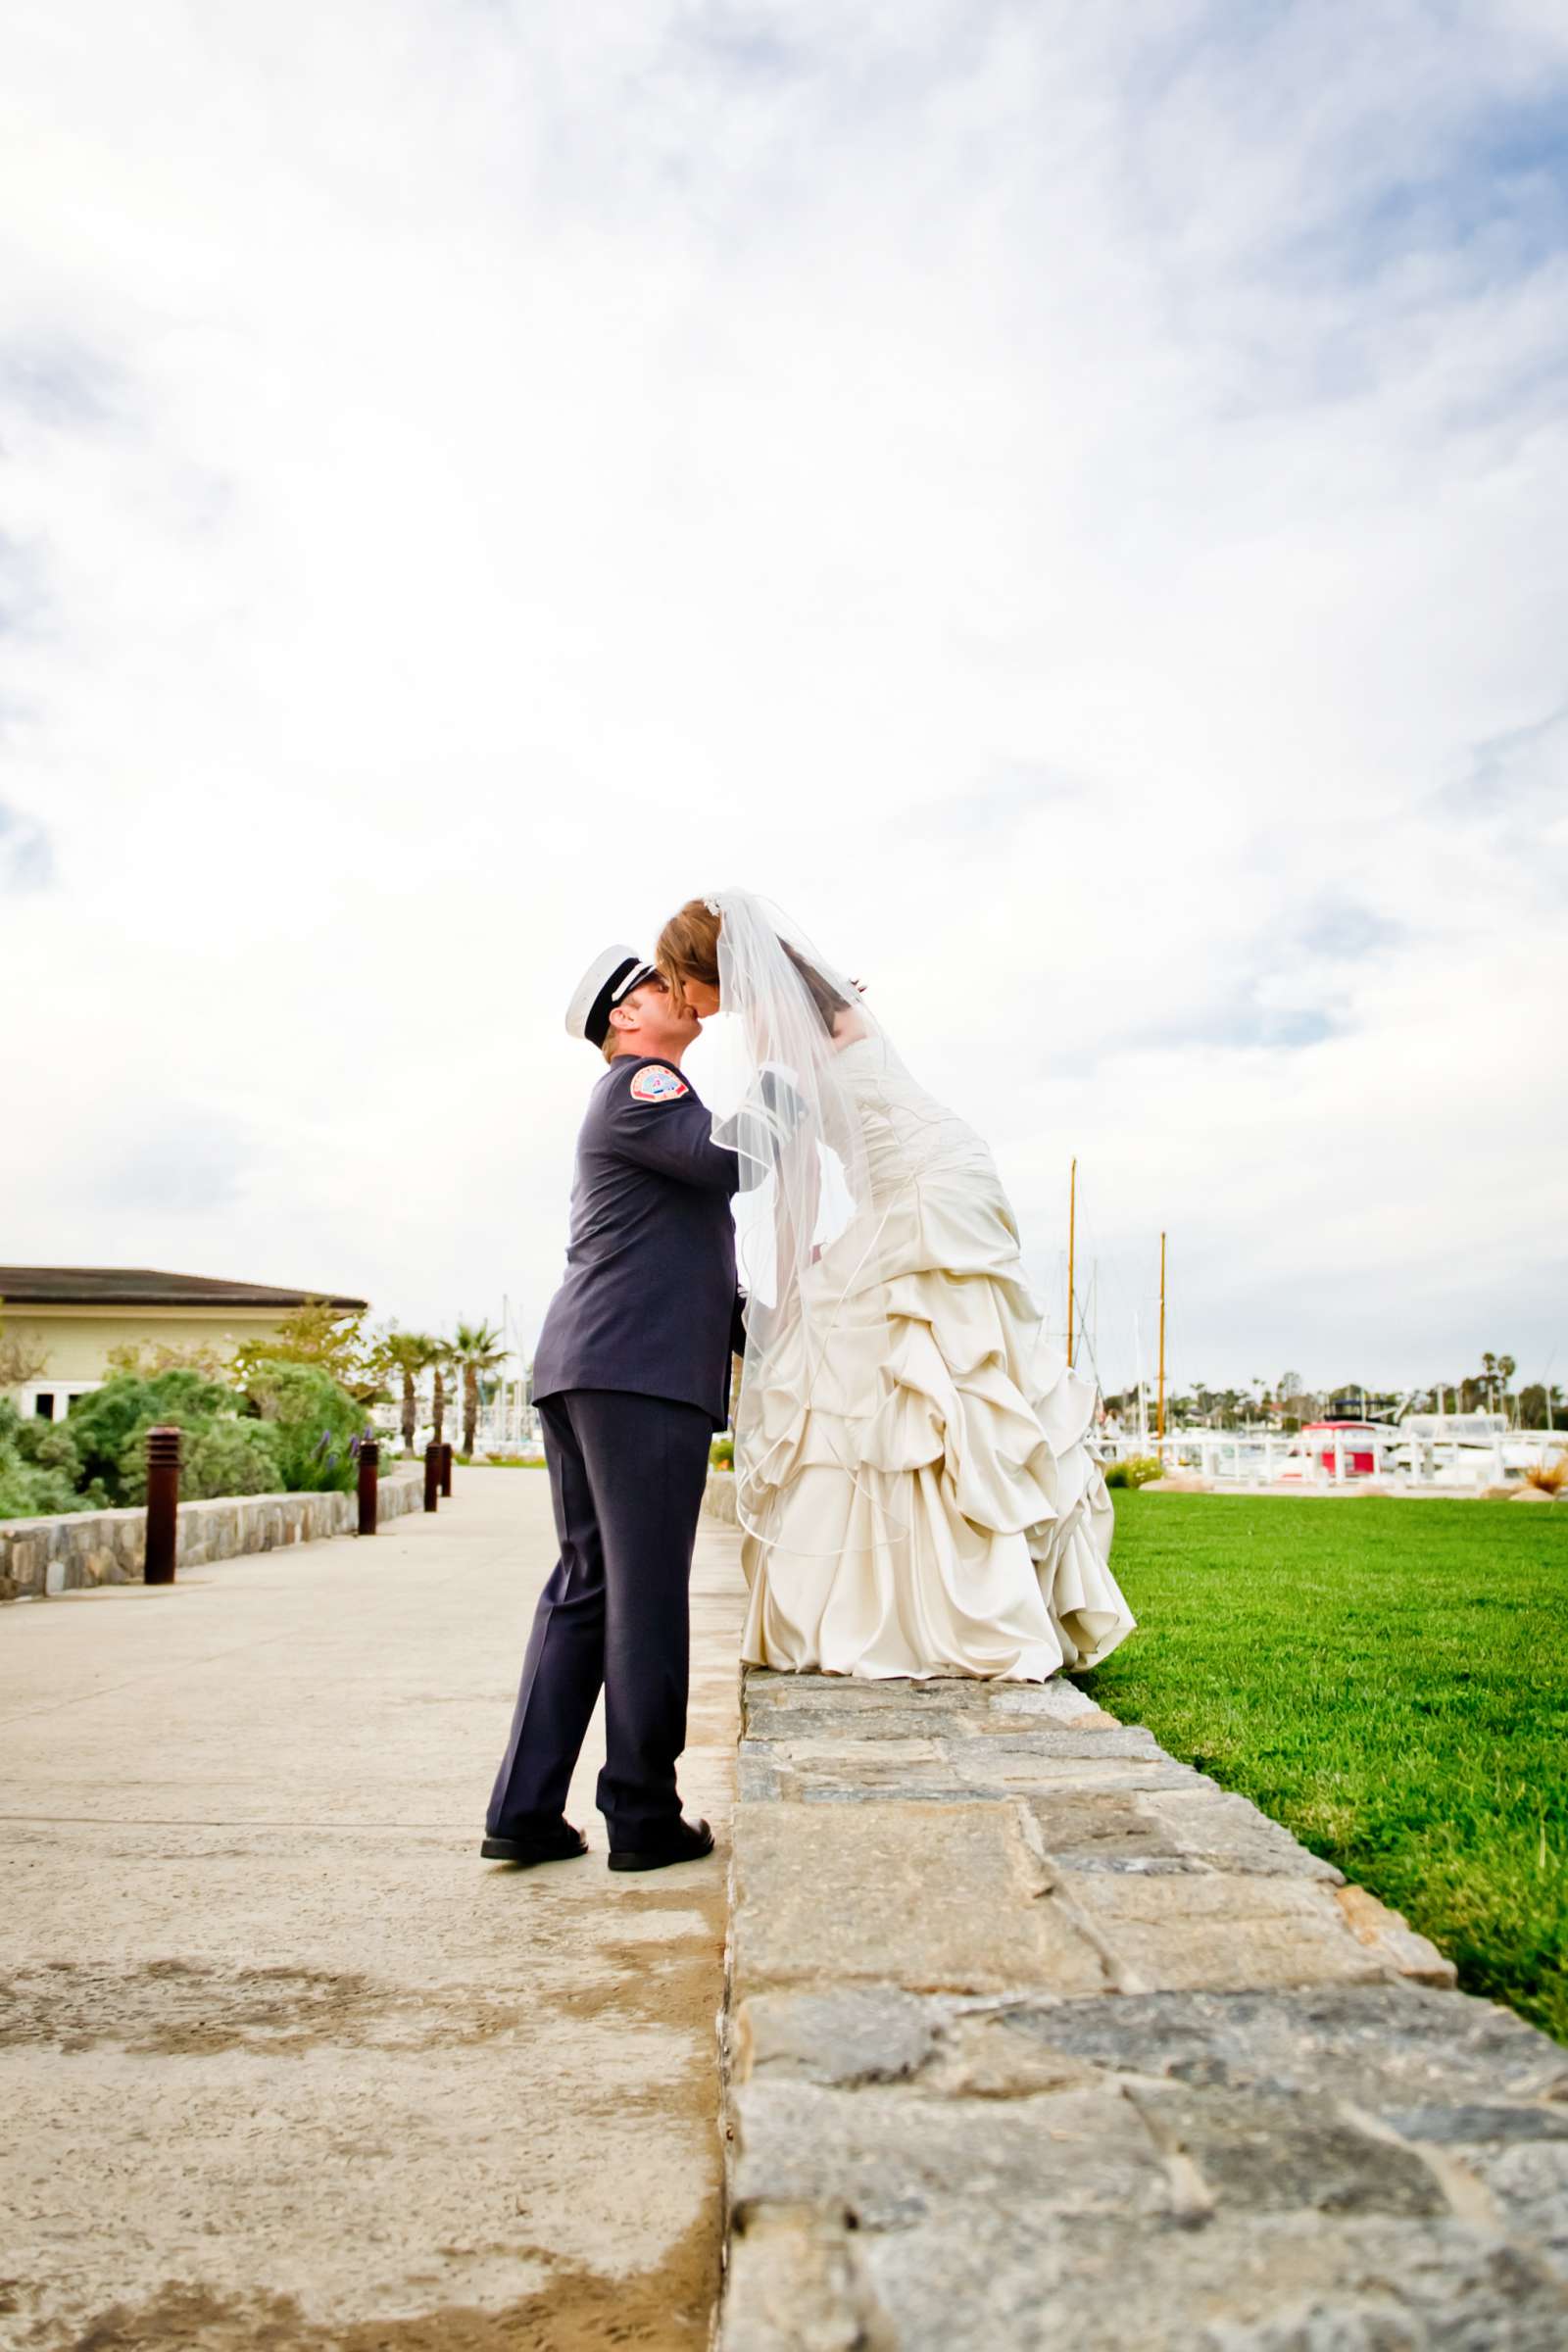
[735,1158,1136,1683]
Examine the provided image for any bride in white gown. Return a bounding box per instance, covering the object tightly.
[655,891,1135,1683]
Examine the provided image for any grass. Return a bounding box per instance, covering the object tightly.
[1081,1494,1568,2044]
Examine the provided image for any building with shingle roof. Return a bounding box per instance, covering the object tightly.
[0,1267,368,1420]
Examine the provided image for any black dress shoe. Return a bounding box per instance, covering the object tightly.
[608,1816,715,1873]
[479,1819,589,1867]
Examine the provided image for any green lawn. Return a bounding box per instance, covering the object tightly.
[1081,1494,1568,2043]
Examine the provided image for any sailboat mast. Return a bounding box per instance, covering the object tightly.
[1157,1231,1167,1441]
[1066,1157,1077,1369]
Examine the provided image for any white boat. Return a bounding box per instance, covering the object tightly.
[1274,1420,1403,1484]
[1100,1411,1565,1493]
[1391,1413,1564,1487]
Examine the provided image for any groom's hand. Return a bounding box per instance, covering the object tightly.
[731,1064,808,1187]
[759,1065,808,1138]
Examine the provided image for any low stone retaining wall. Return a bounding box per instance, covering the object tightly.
[704,1471,740,1526]
[718,1670,1568,2347]
[0,1467,426,1600]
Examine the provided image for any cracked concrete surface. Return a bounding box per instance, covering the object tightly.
[0,1466,746,2350]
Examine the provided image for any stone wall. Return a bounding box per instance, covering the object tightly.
[718,1668,1568,2347]
[703,1470,740,1526]
[0,1467,425,1601]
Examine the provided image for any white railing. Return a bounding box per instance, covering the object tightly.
[368,1411,1539,1486]
[471,1398,543,1456]
[369,1399,543,1458]
[1098,1432,1514,1490]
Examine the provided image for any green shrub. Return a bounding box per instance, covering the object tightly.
[5,1413,82,1479]
[33,1426,86,1482]
[187,1419,285,1499]
[0,1461,86,1518]
[710,1436,735,1469]
[4,1361,370,1514]
[243,1360,366,1494]
[0,1401,100,1518]
[118,1416,284,1504]
[68,1370,242,1502]
[1103,1454,1164,1490]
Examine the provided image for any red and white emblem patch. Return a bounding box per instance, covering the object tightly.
[629,1064,690,1103]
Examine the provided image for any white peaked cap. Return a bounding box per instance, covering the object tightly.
[565,944,660,1048]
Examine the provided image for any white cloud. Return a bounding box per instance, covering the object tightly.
[2,0,1564,1393]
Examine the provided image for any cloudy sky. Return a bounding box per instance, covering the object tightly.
[3,0,1565,1399]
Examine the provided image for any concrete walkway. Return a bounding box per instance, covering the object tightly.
[0,1466,747,2351]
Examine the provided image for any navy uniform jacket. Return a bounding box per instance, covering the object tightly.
[531,1055,743,1429]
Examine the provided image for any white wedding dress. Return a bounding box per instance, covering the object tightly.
[735,1035,1135,1682]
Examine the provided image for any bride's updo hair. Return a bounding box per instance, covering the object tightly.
[656,900,720,1010]
[658,897,857,1038]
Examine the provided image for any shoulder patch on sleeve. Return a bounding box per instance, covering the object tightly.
[628,1064,690,1103]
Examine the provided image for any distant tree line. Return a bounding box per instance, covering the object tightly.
[1102,1351,1562,1434]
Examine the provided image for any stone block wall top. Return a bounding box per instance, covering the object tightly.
[718,1663,1568,2349]
[0,1467,424,1599]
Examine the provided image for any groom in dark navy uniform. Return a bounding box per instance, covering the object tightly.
[481,945,742,1873]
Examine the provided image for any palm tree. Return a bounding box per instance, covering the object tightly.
[428,1340,456,1448]
[379,1329,442,1456]
[451,1319,508,1456]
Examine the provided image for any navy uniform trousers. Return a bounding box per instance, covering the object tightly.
[484,1386,713,1846]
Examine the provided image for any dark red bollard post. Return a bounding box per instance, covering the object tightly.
[440,1441,453,1498]
[423,1442,441,1513]
[144,1424,181,1585]
[357,1438,379,1537]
